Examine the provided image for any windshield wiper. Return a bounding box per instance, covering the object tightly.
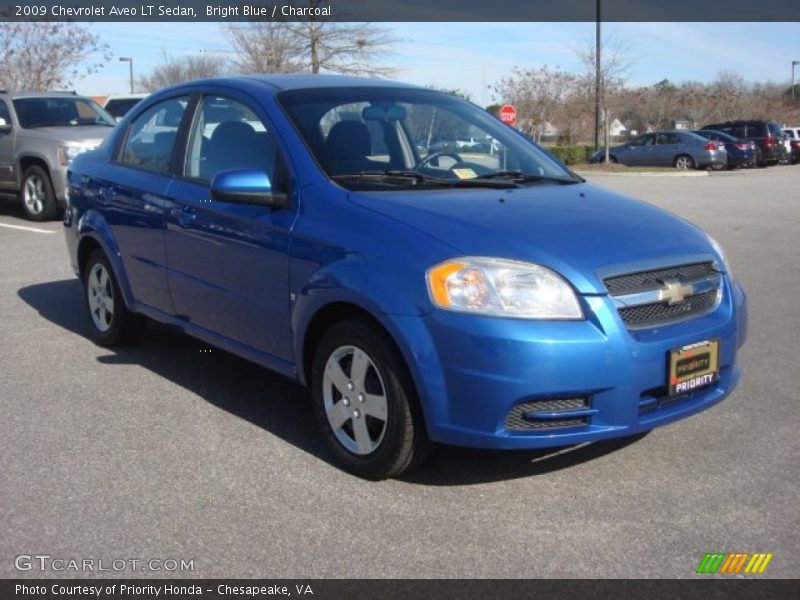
[481,170,582,184]
[332,170,519,189]
[28,122,69,128]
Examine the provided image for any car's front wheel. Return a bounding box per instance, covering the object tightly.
[311,318,431,479]
[20,165,58,221]
[83,250,145,346]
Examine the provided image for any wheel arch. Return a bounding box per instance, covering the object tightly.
[75,213,136,310]
[298,299,435,444]
[17,154,52,184]
[301,301,403,387]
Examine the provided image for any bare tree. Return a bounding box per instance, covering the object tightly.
[138,51,228,91]
[227,22,304,74]
[631,79,684,130]
[0,22,111,91]
[225,2,396,76]
[494,66,580,142]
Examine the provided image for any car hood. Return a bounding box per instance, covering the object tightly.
[22,125,113,146]
[349,182,717,295]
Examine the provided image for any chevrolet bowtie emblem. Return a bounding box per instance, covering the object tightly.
[658,279,694,305]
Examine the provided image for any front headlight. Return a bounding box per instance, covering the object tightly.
[58,145,93,167]
[426,257,583,319]
[707,234,734,283]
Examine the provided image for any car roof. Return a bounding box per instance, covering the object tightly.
[154,74,422,95]
[0,91,84,99]
[240,74,420,91]
[105,93,148,100]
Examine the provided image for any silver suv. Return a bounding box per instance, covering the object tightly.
[0,91,115,220]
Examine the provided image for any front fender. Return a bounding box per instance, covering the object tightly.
[77,208,136,310]
[291,254,429,382]
[291,285,447,437]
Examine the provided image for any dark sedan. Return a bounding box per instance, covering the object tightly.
[692,130,755,169]
[590,130,727,170]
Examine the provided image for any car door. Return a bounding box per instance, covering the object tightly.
[654,132,682,166]
[163,92,297,362]
[0,99,15,188]
[102,95,191,313]
[624,134,655,166]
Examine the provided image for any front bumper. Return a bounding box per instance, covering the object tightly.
[397,279,746,450]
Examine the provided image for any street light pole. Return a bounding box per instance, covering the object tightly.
[119,57,134,94]
[594,0,601,151]
[793,60,800,101]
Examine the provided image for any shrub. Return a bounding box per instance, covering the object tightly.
[545,145,593,165]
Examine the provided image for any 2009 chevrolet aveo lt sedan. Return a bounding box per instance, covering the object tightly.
[63,75,747,479]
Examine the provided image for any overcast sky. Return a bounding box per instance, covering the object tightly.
[79,21,800,105]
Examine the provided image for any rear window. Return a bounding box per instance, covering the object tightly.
[767,122,783,137]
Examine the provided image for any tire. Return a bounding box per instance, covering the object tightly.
[82,250,145,346]
[311,318,432,479]
[673,155,695,170]
[20,165,58,221]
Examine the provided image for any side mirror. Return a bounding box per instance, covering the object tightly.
[210,168,289,208]
[0,117,11,133]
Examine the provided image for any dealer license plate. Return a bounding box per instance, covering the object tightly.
[668,339,720,396]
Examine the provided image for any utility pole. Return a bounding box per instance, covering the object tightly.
[119,57,134,93]
[793,60,800,100]
[594,0,601,151]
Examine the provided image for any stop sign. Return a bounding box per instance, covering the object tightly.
[499,104,517,126]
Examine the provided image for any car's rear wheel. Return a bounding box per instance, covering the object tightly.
[83,250,145,346]
[674,154,695,170]
[311,318,431,479]
[20,165,58,221]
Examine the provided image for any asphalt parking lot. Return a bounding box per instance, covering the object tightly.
[1,166,798,579]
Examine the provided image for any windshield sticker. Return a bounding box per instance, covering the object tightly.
[452,168,478,179]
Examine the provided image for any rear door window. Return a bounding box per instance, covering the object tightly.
[120,96,189,174]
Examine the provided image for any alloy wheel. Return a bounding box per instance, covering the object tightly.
[322,345,389,455]
[87,262,115,332]
[23,175,46,215]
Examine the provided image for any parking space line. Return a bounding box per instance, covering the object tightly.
[0,222,57,234]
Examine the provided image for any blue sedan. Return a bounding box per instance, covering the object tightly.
[591,130,727,169]
[691,129,756,169]
[63,76,747,479]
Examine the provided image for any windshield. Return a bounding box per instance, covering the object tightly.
[277,87,576,190]
[13,97,116,128]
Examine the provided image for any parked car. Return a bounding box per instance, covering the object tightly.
[0,91,115,220]
[691,129,755,169]
[782,127,800,164]
[63,76,747,479]
[103,93,148,121]
[589,130,727,170]
[701,120,788,167]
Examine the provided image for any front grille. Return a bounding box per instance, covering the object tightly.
[505,397,589,431]
[618,289,719,328]
[604,262,716,295]
[604,261,722,329]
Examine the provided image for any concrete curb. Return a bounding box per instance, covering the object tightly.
[574,170,709,178]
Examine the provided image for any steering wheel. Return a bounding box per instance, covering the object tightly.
[415,151,464,171]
